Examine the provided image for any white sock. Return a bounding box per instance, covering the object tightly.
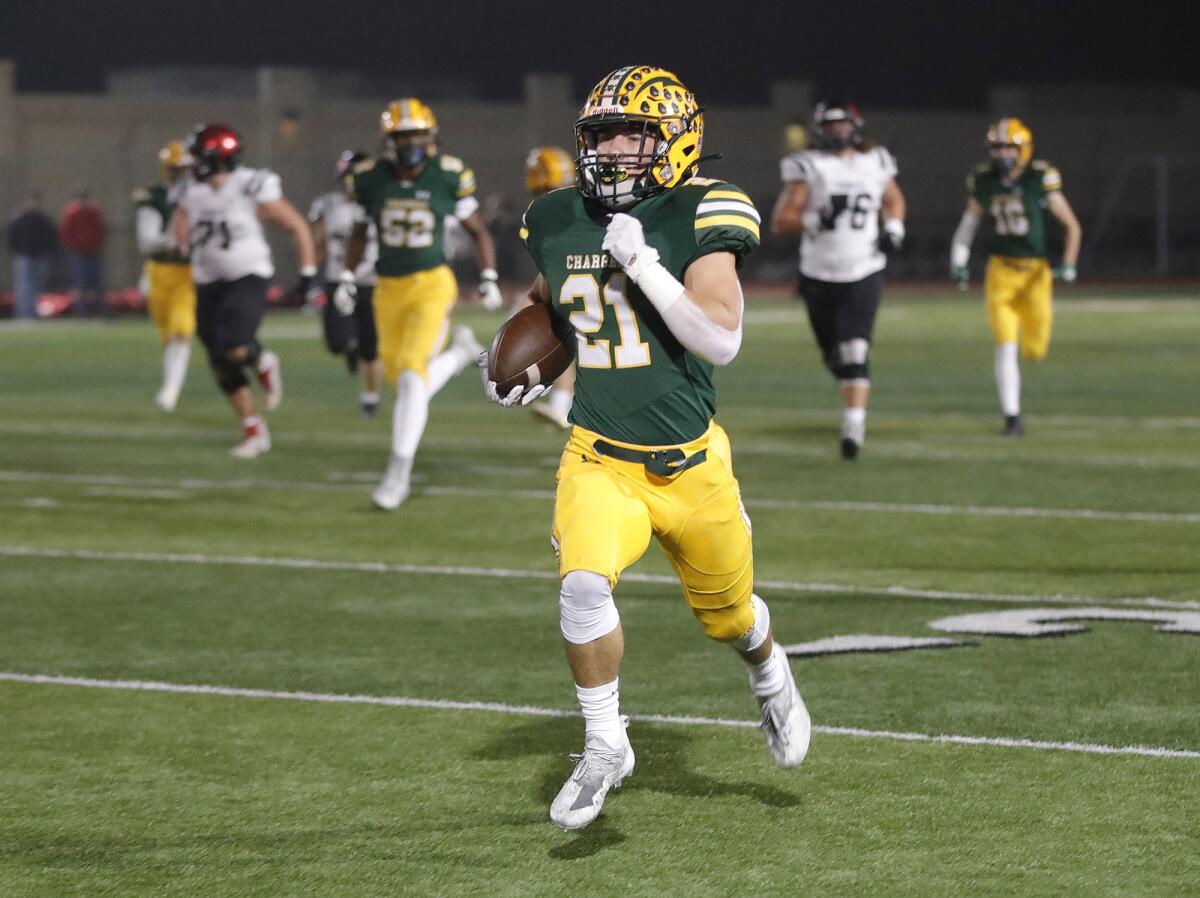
[841,406,866,444]
[426,344,472,397]
[392,371,429,458]
[548,385,574,420]
[163,341,191,391]
[745,643,788,698]
[577,679,625,750]
[385,452,413,484]
[994,342,1021,416]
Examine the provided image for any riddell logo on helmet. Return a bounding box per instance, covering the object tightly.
[594,104,621,115]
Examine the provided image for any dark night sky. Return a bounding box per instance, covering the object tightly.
[1,1,1194,108]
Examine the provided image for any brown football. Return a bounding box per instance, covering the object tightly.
[487,303,575,399]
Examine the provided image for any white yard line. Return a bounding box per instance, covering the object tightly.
[3,420,1200,470]
[1,671,1195,760]
[3,469,1196,524]
[1,544,1196,610]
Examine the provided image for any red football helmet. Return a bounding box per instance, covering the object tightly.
[189,124,243,180]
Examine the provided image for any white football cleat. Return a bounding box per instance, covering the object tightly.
[371,458,411,511]
[549,738,635,831]
[256,350,283,410]
[757,644,811,767]
[451,324,483,360]
[229,430,271,459]
[530,400,570,429]
[154,383,180,413]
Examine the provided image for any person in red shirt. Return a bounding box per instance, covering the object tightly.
[59,187,107,317]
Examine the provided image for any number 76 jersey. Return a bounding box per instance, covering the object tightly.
[780,146,898,283]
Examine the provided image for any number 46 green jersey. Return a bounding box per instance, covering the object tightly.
[968,160,1063,259]
[522,178,760,446]
[348,154,478,277]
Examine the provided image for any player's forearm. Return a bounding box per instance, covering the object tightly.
[290,220,317,270]
[769,199,804,237]
[632,264,742,366]
[136,208,170,256]
[950,207,981,268]
[473,228,497,275]
[882,183,906,225]
[343,225,367,274]
[1062,221,1082,267]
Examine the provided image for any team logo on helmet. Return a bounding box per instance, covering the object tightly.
[158,140,193,179]
[380,98,438,168]
[188,124,242,181]
[525,146,576,196]
[812,98,864,151]
[574,65,704,209]
[987,117,1034,175]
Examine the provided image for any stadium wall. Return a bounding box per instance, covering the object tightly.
[2,61,1198,294]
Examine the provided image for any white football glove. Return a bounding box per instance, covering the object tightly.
[479,268,503,312]
[477,351,551,407]
[332,271,358,316]
[602,213,660,281]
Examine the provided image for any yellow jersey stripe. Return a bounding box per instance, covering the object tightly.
[703,189,753,203]
[695,215,760,238]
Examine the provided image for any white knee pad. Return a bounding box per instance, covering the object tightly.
[730,594,771,653]
[559,570,620,644]
[838,338,870,366]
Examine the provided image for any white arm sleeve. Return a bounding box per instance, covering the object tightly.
[136,206,170,256]
[951,207,981,268]
[633,262,743,367]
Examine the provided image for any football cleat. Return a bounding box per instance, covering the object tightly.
[256,350,283,410]
[230,429,271,459]
[451,323,483,360]
[154,383,181,413]
[531,400,570,429]
[1000,415,1025,438]
[371,458,411,511]
[549,737,635,831]
[361,399,379,419]
[840,437,860,461]
[757,644,811,768]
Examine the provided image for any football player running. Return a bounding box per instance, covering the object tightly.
[770,99,907,460]
[173,124,317,458]
[134,139,196,413]
[521,146,578,429]
[309,150,384,417]
[481,66,811,831]
[950,118,1082,436]
[342,99,499,510]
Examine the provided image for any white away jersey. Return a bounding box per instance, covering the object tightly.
[178,167,282,284]
[308,190,378,285]
[780,146,898,282]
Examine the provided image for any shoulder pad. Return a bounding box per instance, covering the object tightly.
[1031,160,1049,170]
[439,155,465,173]
[686,176,722,187]
[352,158,378,175]
[131,187,152,203]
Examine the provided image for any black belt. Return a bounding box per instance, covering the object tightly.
[592,439,707,478]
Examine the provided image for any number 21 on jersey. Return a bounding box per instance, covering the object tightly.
[560,273,651,369]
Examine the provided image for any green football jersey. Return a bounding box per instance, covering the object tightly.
[131,183,186,264]
[968,160,1063,259]
[349,154,477,277]
[521,178,760,446]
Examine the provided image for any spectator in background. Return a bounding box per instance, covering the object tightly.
[59,187,107,317]
[7,192,57,320]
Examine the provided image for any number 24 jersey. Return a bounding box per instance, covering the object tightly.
[177,167,281,285]
[780,146,898,283]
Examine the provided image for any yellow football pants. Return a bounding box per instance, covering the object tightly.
[553,420,756,643]
[373,266,458,385]
[145,261,196,343]
[985,256,1053,360]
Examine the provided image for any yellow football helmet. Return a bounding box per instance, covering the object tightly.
[987,117,1033,174]
[575,65,704,208]
[380,98,438,167]
[158,140,193,179]
[525,146,576,196]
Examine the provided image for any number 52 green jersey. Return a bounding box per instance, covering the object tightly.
[348,154,478,277]
[521,178,760,446]
[968,160,1063,259]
